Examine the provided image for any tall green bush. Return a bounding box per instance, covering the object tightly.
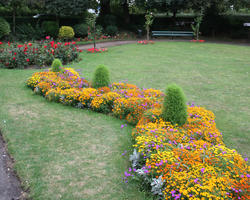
[73,23,88,37]
[162,84,187,126]
[92,65,110,88]
[51,59,63,72]
[105,25,118,36]
[42,21,59,38]
[0,17,10,39]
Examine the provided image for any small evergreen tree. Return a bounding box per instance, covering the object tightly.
[162,84,187,126]
[92,65,110,88]
[51,59,62,72]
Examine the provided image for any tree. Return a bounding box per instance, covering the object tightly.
[44,0,89,21]
[99,0,111,17]
[145,12,154,40]
[2,0,24,35]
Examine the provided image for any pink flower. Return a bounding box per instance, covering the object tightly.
[46,36,50,40]
[13,57,16,60]
[26,58,30,62]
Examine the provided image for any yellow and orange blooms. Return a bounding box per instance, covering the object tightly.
[26,68,249,200]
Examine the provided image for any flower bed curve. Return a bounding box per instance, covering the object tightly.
[26,68,249,200]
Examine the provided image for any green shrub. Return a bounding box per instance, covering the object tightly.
[42,21,59,38]
[58,26,75,39]
[73,23,88,37]
[162,84,187,126]
[105,25,118,36]
[41,21,59,38]
[0,17,10,39]
[51,59,63,72]
[16,23,44,41]
[92,65,110,88]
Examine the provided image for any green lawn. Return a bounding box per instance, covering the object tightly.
[0,41,249,199]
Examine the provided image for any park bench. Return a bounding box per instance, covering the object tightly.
[152,31,194,39]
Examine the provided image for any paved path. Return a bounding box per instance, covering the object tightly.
[78,39,250,50]
[78,40,137,50]
[0,133,24,200]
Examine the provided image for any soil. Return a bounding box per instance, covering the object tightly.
[0,132,26,200]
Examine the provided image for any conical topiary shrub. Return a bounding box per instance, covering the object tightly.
[92,65,110,88]
[51,59,63,72]
[162,84,187,126]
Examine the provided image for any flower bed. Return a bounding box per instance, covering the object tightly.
[87,47,108,53]
[26,68,249,200]
[137,40,155,45]
[0,38,82,69]
[190,39,205,43]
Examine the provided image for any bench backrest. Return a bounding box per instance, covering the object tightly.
[152,31,193,34]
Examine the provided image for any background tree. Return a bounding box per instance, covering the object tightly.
[44,0,90,22]
[1,0,25,35]
[145,12,154,40]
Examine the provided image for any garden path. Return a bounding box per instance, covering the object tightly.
[78,38,250,50]
[0,133,24,200]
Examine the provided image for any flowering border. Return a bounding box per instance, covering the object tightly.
[26,68,249,200]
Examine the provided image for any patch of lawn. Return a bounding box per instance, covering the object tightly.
[0,41,249,199]
[73,42,250,158]
[0,70,151,199]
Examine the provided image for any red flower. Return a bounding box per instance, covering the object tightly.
[72,41,76,45]
[44,45,47,49]
[28,43,32,46]
[13,57,16,60]
[79,50,83,52]
[18,45,23,48]
[14,52,17,55]
[199,40,205,42]
[46,36,50,40]
[26,58,30,62]
[0,42,2,45]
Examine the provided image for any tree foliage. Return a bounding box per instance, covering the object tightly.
[44,0,89,16]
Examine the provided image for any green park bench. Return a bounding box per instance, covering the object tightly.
[152,31,194,39]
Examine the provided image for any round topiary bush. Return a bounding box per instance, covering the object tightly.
[0,17,10,39]
[58,26,75,40]
[41,21,59,38]
[105,25,118,36]
[73,23,88,37]
[92,65,110,89]
[51,59,63,72]
[162,84,187,126]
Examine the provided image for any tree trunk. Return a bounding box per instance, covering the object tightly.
[122,1,130,24]
[146,26,149,41]
[13,6,16,35]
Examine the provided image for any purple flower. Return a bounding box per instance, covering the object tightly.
[244,157,248,162]
[201,168,205,173]
[194,178,198,183]
[121,124,124,129]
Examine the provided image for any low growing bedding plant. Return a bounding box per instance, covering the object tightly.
[0,37,82,69]
[26,67,249,200]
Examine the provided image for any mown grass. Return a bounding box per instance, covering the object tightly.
[0,41,249,199]
[74,41,250,158]
[0,70,152,199]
